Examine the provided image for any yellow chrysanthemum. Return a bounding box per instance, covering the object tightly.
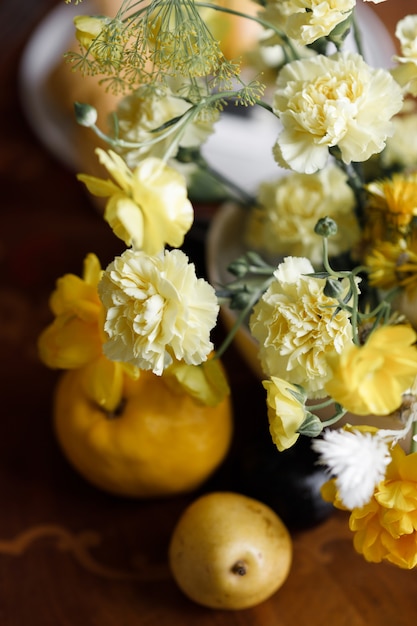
[365,173,417,234]
[324,445,417,569]
[77,149,194,255]
[349,445,417,569]
[325,324,417,416]
[365,239,417,294]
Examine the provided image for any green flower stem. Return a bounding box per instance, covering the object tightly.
[411,420,417,453]
[351,10,365,59]
[321,237,361,344]
[307,397,338,412]
[214,278,274,361]
[194,1,300,62]
[193,153,256,205]
[320,407,347,428]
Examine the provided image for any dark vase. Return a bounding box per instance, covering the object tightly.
[234,425,334,531]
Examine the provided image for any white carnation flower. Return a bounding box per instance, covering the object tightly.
[273,52,403,174]
[98,249,219,375]
[312,429,392,509]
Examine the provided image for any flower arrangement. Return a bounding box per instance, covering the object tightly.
[38,0,417,570]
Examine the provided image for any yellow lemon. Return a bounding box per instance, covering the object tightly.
[53,367,233,498]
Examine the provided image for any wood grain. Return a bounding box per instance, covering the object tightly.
[0,1,416,624]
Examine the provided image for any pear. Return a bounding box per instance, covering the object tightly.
[168,491,292,610]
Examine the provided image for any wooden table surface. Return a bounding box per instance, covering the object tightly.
[1,1,416,624]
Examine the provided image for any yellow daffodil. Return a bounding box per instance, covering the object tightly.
[325,325,417,416]
[38,253,104,370]
[365,239,417,293]
[77,150,194,254]
[263,376,307,451]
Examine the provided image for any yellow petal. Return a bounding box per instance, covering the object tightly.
[163,358,230,406]
[80,356,125,412]
[38,317,102,369]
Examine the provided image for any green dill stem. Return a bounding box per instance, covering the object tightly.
[254,100,274,114]
[194,1,300,61]
[193,153,256,205]
[322,237,360,345]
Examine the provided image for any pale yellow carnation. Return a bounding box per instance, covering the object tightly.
[78,150,193,254]
[392,16,417,97]
[250,257,353,397]
[245,165,358,266]
[98,248,219,375]
[273,52,403,174]
[113,86,218,168]
[382,111,417,169]
[282,0,355,47]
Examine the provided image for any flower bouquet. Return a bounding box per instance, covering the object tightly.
[38,0,417,570]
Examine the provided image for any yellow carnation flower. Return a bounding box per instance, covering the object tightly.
[263,376,307,451]
[78,150,194,254]
[325,325,417,415]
